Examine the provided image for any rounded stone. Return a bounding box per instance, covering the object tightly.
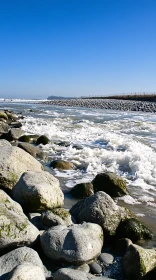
[98,253,114,265]
[36,135,49,145]
[5,262,45,280]
[89,262,102,274]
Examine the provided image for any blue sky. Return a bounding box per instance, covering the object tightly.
[0,0,156,99]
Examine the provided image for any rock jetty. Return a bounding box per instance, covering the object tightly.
[41,98,156,113]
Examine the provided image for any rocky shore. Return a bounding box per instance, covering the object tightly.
[0,109,156,280]
[41,98,156,113]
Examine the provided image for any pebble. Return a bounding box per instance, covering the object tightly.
[99,253,114,265]
[89,261,102,274]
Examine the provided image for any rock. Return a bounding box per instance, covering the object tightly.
[6,128,24,141]
[75,264,90,273]
[50,160,73,170]
[142,266,156,279]
[0,190,39,251]
[18,142,45,159]
[28,213,45,230]
[0,110,8,120]
[92,172,129,197]
[0,139,11,146]
[10,122,22,128]
[70,191,132,237]
[18,135,31,143]
[12,171,64,212]
[41,208,72,227]
[36,135,49,145]
[57,141,70,147]
[123,244,156,279]
[5,262,45,280]
[53,268,113,280]
[89,261,102,274]
[40,222,103,264]
[112,238,132,256]
[0,247,44,277]
[4,111,18,121]
[70,183,94,199]
[0,146,43,190]
[72,144,83,150]
[98,253,114,265]
[116,218,153,242]
[0,122,9,134]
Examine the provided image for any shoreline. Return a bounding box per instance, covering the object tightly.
[40,98,156,113]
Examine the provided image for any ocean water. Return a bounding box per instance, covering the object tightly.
[1,100,156,237]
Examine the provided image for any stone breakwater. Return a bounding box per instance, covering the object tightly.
[42,98,156,112]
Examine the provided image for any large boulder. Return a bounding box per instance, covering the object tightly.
[41,208,72,228]
[40,222,103,264]
[0,247,44,278]
[0,146,43,190]
[0,122,9,135]
[70,182,94,199]
[18,142,45,159]
[116,218,153,242]
[0,139,11,147]
[70,191,132,237]
[5,262,45,280]
[12,171,64,212]
[92,172,129,197]
[123,244,156,279]
[0,190,39,251]
[50,160,73,170]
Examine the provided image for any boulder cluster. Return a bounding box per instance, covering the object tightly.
[0,109,156,280]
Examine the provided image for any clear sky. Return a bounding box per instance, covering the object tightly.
[0,0,156,99]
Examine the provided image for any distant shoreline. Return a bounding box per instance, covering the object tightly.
[40,98,156,113]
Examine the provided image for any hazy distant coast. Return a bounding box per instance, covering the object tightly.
[41,98,156,113]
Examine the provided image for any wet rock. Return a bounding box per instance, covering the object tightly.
[41,208,72,227]
[116,218,153,242]
[72,144,83,150]
[50,160,73,170]
[0,122,9,135]
[12,171,64,212]
[123,244,156,279]
[70,182,94,199]
[10,121,22,128]
[36,135,49,145]
[89,261,102,274]
[18,142,45,159]
[18,135,31,143]
[4,111,18,121]
[5,262,45,280]
[0,247,44,278]
[70,191,132,237]
[57,141,70,147]
[6,128,24,141]
[0,110,8,120]
[112,238,132,256]
[0,146,43,190]
[98,253,114,265]
[40,222,103,264]
[0,190,39,252]
[92,172,129,197]
[53,268,113,279]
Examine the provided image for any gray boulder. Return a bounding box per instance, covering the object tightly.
[0,146,43,190]
[92,172,129,197]
[0,140,11,147]
[40,222,103,264]
[5,262,45,280]
[70,182,94,199]
[70,191,132,237]
[0,190,39,251]
[18,142,45,159]
[0,247,44,278]
[123,244,156,279]
[41,208,72,228]
[0,122,9,135]
[53,268,114,280]
[12,171,64,212]
[6,128,24,141]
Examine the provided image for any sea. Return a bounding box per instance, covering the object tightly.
[1,99,156,245]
